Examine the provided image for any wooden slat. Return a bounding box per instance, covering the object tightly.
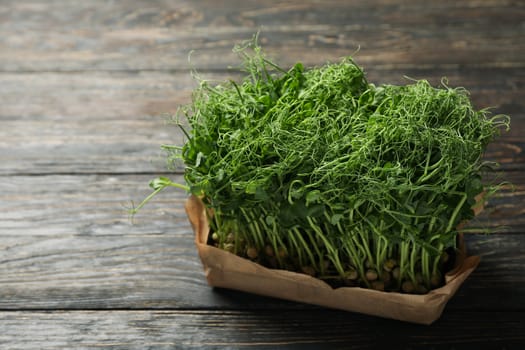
[0,68,523,175]
[0,172,523,237]
[467,171,525,233]
[0,0,523,71]
[2,68,522,119]
[0,170,523,311]
[0,310,523,349]
[0,175,189,236]
[1,0,522,347]
[0,71,195,175]
[0,232,522,311]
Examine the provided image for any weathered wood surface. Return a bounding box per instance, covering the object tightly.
[1,0,524,348]
[0,0,523,71]
[0,68,522,175]
[0,310,523,349]
[0,174,521,235]
[0,230,523,311]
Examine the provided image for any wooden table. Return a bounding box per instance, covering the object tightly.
[1,1,523,348]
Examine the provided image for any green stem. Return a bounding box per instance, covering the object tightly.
[399,238,409,288]
[446,191,468,232]
[292,227,319,272]
[129,178,189,216]
[421,248,430,288]
[409,244,419,286]
[432,242,444,275]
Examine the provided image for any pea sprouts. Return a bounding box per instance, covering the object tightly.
[135,39,510,293]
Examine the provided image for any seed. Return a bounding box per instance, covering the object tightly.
[278,247,288,259]
[346,268,358,280]
[430,273,442,288]
[383,259,397,272]
[381,270,392,284]
[264,245,274,257]
[440,252,450,264]
[246,246,258,259]
[401,280,415,293]
[301,266,316,276]
[365,269,378,281]
[371,280,385,291]
[226,233,235,243]
[222,243,235,253]
[211,232,219,242]
[416,284,428,294]
[392,266,401,280]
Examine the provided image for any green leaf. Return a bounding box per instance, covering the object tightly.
[331,214,344,225]
[306,190,321,206]
[149,177,171,190]
[245,181,258,194]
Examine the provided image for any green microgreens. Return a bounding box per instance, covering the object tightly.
[136,37,510,293]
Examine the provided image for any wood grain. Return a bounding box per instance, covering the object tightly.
[1,0,524,347]
[0,174,189,236]
[0,173,522,237]
[0,310,523,349]
[0,67,523,175]
[0,175,520,311]
[0,0,523,71]
[0,212,523,310]
[0,177,521,311]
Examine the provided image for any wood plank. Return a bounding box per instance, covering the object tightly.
[0,310,523,349]
[0,174,189,236]
[464,171,525,233]
[0,68,523,175]
[0,234,213,310]
[0,173,523,237]
[0,0,523,71]
[0,232,522,311]
[0,0,521,346]
[0,174,523,311]
[0,71,196,175]
[2,68,522,119]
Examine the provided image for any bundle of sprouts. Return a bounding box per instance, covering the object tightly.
[138,41,509,293]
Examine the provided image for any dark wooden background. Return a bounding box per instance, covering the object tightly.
[0,1,523,348]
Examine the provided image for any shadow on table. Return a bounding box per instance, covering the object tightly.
[208,287,522,349]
